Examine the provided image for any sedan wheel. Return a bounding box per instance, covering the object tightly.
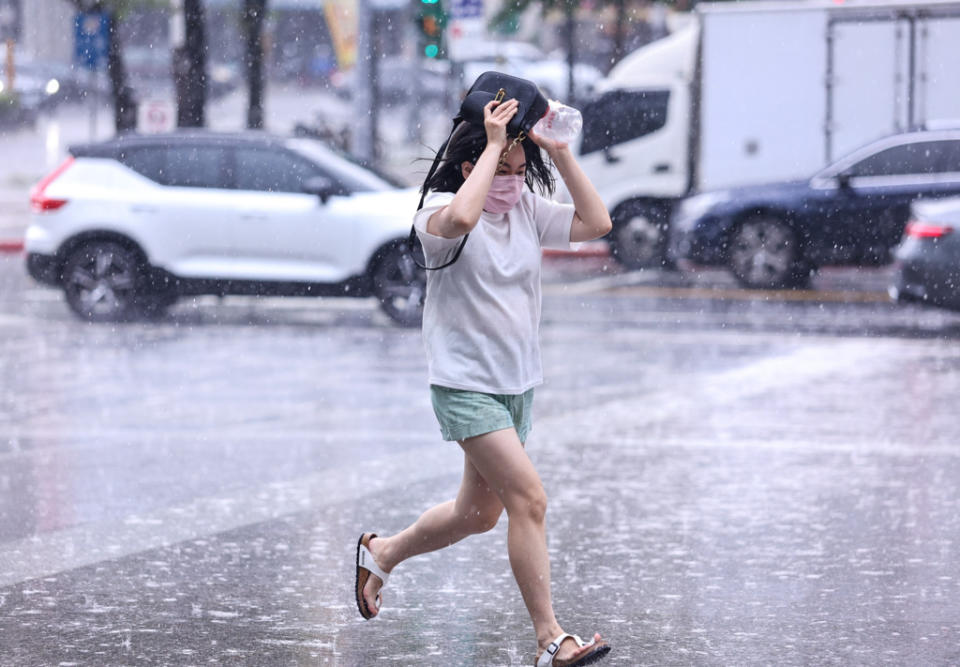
[728,216,802,289]
[62,241,141,322]
[372,244,426,327]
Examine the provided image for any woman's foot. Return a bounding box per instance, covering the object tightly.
[360,535,391,618]
[535,632,610,667]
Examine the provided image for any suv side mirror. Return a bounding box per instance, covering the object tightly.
[303,176,339,203]
[835,171,853,189]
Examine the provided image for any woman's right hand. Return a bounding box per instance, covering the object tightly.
[483,98,519,150]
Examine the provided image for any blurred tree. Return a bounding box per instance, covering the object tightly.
[490,0,580,104]
[174,0,207,127]
[610,0,627,65]
[242,0,267,129]
[491,0,703,94]
[62,0,147,132]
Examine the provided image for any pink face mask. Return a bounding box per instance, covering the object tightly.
[484,174,525,214]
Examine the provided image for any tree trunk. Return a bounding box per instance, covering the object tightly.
[243,0,267,129]
[175,0,207,128]
[564,0,576,105]
[104,10,137,132]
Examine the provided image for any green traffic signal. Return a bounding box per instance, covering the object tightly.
[416,0,446,59]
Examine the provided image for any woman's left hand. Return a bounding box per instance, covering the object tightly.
[528,129,568,156]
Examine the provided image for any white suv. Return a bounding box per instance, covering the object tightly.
[25,131,426,326]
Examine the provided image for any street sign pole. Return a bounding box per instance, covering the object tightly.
[445,0,483,108]
[75,11,110,140]
[88,69,98,139]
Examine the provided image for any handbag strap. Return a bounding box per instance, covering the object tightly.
[409,117,469,271]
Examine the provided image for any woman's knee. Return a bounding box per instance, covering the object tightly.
[505,484,547,524]
[464,505,503,534]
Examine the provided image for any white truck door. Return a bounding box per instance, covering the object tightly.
[915,16,960,129]
[828,18,911,161]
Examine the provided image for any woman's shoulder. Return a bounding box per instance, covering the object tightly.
[424,190,456,207]
[516,189,556,219]
[517,189,547,211]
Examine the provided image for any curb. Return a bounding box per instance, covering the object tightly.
[0,239,24,253]
[543,243,610,259]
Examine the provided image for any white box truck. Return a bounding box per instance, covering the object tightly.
[575,0,960,268]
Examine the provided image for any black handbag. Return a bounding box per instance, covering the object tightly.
[409,72,549,270]
[458,71,550,137]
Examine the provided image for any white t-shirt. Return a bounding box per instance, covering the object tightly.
[413,189,577,394]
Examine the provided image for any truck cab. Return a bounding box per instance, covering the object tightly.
[570,25,698,269]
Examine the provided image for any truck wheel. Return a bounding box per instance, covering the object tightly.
[727,215,808,289]
[62,240,143,322]
[372,243,425,327]
[609,201,670,270]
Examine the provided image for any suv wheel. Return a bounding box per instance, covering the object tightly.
[609,201,670,270]
[728,216,808,289]
[372,243,426,327]
[62,241,142,322]
[139,290,179,320]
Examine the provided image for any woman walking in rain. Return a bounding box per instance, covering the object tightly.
[355,95,613,667]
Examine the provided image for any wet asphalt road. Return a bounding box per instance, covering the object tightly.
[2,253,960,666]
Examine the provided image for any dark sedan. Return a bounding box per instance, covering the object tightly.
[669,130,960,288]
[890,196,960,312]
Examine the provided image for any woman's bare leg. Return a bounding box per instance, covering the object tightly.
[360,454,503,616]
[458,428,599,663]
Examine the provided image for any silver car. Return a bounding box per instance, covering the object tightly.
[890,196,960,312]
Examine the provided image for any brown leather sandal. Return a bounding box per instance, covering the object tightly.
[355,532,389,620]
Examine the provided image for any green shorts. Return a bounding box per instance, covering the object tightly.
[429,385,535,444]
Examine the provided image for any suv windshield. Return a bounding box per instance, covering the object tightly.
[286,138,404,191]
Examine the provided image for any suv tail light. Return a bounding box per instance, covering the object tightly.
[905,219,954,239]
[30,156,74,212]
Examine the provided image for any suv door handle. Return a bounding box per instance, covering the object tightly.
[240,213,267,221]
[131,205,159,213]
[653,163,671,173]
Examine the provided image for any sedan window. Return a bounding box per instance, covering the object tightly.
[234,148,323,193]
[847,140,960,178]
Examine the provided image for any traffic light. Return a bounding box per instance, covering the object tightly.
[417,0,446,59]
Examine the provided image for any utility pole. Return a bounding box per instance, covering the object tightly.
[352,0,375,163]
[243,0,267,129]
[0,0,21,94]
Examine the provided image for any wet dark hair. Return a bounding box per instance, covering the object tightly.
[422,120,555,196]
